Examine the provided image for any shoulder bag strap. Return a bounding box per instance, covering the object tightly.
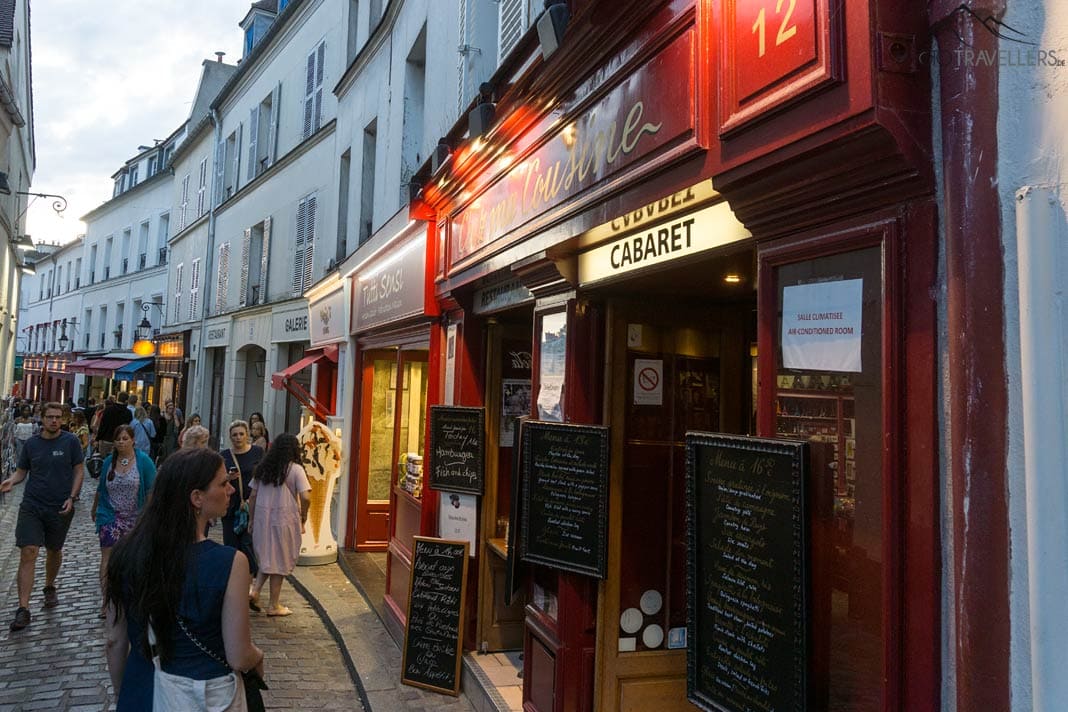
[177,617,232,671]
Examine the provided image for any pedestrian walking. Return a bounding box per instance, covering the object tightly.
[104,447,265,711]
[177,413,203,449]
[249,421,268,450]
[180,424,211,450]
[71,409,90,456]
[0,401,85,632]
[131,406,156,455]
[93,424,157,618]
[96,392,133,458]
[148,404,165,460]
[247,412,270,447]
[220,420,265,585]
[248,434,310,617]
[12,405,35,466]
[158,401,182,461]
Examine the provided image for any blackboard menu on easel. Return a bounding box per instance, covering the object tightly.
[520,421,609,579]
[685,433,808,712]
[428,406,485,495]
[401,537,470,696]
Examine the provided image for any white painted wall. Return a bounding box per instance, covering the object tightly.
[997,4,1068,710]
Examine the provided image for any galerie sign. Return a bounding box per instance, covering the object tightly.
[781,278,863,372]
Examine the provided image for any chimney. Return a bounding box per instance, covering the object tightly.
[215,51,226,63]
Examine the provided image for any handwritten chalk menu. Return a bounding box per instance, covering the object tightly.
[428,406,485,495]
[520,421,610,578]
[401,537,470,696]
[685,433,808,712]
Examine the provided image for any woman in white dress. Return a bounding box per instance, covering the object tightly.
[248,434,310,616]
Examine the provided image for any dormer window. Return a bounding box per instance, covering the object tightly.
[128,165,139,187]
[245,25,255,56]
[240,3,278,59]
[114,175,124,197]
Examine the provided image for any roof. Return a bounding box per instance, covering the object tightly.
[0,0,14,48]
[189,58,238,124]
[240,0,279,28]
[212,0,304,111]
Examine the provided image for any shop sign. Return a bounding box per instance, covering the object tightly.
[473,278,533,315]
[203,323,229,347]
[449,31,696,267]
[309,287,346,346]
[781,278,863,372]
[272,308,310,343]
[157,340,184,359]
[578,201,750,285]
[351,237,426,333]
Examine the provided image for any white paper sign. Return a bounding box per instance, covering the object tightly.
[633,359,664,405]
[782,279,863,372]
[438,492,478,556]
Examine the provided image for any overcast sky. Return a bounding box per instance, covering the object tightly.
[26,0,252,245]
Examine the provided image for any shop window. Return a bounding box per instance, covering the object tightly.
[773,246,884,711]
[366,353,428,502]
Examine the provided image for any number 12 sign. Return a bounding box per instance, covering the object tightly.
[718,0,842,135]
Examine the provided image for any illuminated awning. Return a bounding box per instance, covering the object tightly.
[270,345,339,421]
[67,358,132,376]
[113,358,155,382]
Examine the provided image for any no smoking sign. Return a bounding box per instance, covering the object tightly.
[633,359,664,406]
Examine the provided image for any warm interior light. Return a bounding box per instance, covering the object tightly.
[132,339,156,357]
[724,274,742,284]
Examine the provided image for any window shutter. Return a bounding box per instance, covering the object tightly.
[303,51,316,138]
[197,159,207,216]
[174,263,184,322]
[260,216,272,302]
[292,199,308,295]
[178,175,190,232]
[314,42,325,132]
[302,195,316,292]
[239,227,252,307]
[498,0,526,60]
[268,83,281,166]
[214,138,226,205]
[216,242,231,314]
[247,107,259,181]
[189,258,201,320]
[233,124,243,192]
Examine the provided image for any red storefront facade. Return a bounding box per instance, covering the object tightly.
[412,0,1001,709]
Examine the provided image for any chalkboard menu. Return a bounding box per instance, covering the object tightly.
[428,406,485,495]
[520,421,609,579]
[401,537,470,696]
[685,433,808,712]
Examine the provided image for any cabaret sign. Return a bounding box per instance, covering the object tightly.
[450,30,695,266]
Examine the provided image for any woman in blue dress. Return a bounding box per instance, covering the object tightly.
[104,447,265,711]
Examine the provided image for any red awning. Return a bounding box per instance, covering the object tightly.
[270,345,339,421]
[67,358,133,376]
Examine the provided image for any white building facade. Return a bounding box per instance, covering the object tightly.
[0,0,34,398]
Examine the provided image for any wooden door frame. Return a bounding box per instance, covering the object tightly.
[594,297,753,711]
[354,348,397,551]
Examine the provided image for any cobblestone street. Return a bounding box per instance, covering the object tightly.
[0,486,361,711]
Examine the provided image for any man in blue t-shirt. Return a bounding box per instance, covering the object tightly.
[0,402,85,632]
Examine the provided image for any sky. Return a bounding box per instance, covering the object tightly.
[26,0,253,246]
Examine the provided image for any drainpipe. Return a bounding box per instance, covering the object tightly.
[929,1,1010,710]
[193,108,224,418]
[1016,185,1068,712]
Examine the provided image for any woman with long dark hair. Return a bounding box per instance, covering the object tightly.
[104,447,263,711]
[248,434,310,616]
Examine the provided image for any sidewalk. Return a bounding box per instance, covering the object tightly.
[0,485,360,711]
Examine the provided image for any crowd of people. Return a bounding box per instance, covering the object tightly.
[0,394,311,711]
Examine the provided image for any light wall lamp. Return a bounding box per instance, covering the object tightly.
[469,83,496,138]
[537,0,570,60]
[133,302,165,356]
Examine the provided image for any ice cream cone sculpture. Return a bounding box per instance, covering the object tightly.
[298,420,342,545]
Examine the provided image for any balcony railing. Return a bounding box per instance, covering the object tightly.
[158,247,169,264]
[122,258,128,274]
[139,253,147,269]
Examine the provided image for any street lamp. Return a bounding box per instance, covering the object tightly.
[133,302,164,356]
[57,318,77,351]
